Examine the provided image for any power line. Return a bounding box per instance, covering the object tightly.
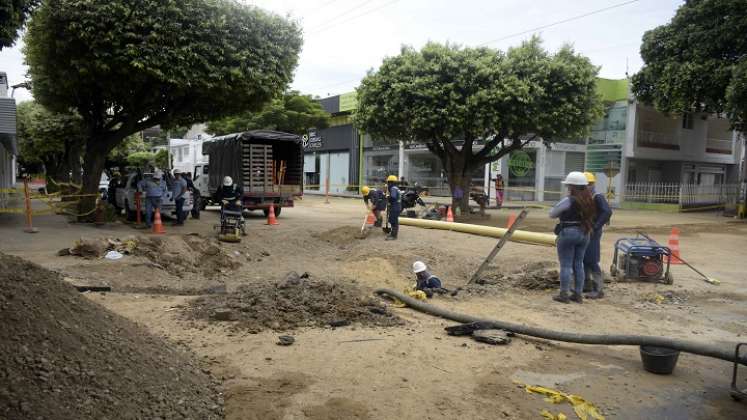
[306,0,378,31]
[302,0,342,18]
[308,0,400,34]
[478,0,641,46]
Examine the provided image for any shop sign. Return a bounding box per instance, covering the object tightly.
[508,151,534,177]
[303,129,323,149]
[339,92,357,112]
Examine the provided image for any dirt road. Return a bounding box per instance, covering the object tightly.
[1,196,746,419]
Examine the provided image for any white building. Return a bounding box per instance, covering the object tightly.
[0,72,17,208]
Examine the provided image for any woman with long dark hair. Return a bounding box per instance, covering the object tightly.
[549,171,597,303]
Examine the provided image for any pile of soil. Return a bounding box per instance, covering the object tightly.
[61,234,241,278]
[0,253,223,420]
[312,226,366,246]
[476,261,560,290]
[184,272,402,331]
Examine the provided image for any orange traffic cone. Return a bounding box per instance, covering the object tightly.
[446,205,455,222]
[507,213,517,229]
[667,227,682,264]
[365,211,376,226]
[266,204,279,225]
[152,208,166,234]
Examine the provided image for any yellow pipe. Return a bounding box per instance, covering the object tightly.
[399,217,557,247]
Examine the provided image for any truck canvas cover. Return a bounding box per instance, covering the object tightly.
[202,130,302,194]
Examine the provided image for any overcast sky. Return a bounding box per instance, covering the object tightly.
[0,0,682,104]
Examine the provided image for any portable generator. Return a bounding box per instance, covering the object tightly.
[610,235,673,284]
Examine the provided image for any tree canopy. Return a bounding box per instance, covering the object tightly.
[355,38,602,210]
[207,91,330,136]
[631,0,747,131]
[16,101,86,186]
[24,0,302,214]
[0,0,38,49]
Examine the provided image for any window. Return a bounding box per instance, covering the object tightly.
[682,113,693,130]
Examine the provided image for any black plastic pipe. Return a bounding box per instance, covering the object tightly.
[375,288,747,365]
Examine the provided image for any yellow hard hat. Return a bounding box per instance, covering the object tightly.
[386,175,398,182]
[584,172,596,183]
[361,186,370,195]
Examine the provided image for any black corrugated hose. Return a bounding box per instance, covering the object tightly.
[374,288,747,365]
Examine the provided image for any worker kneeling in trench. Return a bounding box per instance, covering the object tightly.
[412,261,449,298]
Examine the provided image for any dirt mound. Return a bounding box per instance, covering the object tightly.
[62,234,240,278]
[0,253,223,420]
[476,261,560,290]
[313,226,366,246]
[184,272,402,331]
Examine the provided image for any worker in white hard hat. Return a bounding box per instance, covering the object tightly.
[548,171,597,304]
[137,171,168,228]
[412,261,445,298]
[218,176,243,210]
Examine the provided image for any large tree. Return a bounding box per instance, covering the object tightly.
[0,0,38,49]
[207,91,330,136]
[632,0,747,132]
[355,38,602,213]
[24,0,302,214]
[16,101,86,190]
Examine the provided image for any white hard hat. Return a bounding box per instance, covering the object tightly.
[223,176,233,187]
[413,261,427,273]
[561,171,588,186]
[173,168,181,175]
[153,170,163,179]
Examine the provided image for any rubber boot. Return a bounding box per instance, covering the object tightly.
[552,291,570,304]
[582,270,593,293]
[586,272,605,299]
[570,292,583,304]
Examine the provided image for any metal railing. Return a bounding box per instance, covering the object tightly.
[637,130,679,149]
[705,138,733,154]
[624,182,740,209]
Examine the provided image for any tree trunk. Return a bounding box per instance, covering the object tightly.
[443,152,473,217]
[78,142,108,221]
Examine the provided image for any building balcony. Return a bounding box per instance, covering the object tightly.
[705,137,733,155]
[637,130,680,150]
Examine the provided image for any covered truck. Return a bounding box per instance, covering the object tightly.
[202,130,303,216]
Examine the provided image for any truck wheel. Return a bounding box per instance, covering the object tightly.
[125,201,136,222]
[263,206,281,218]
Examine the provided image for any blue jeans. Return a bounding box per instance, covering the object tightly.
[388,204,400,237]
[557,226,590,294]
[145,196,162,227]
[175,197,185,224]
[583,228,603,274]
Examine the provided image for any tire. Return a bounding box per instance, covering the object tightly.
[262,206,281,217]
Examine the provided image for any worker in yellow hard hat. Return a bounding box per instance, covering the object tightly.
[361,185,385,227]
[582,171,612,299]
[385,175,401,240]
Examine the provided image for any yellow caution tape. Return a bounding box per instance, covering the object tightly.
[0,188,20,193]
[525,385,605,420]
[541,409,568,420]
[0,207,26,214]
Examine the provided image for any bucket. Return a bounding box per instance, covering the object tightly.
[640,346,680,374]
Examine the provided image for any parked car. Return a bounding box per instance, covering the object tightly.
[115,171,193,220]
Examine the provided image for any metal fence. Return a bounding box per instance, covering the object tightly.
[624,182,740,209]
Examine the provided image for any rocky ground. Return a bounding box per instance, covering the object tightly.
[1,195,746,419]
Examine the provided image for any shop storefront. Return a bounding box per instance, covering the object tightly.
[303,125,360,194]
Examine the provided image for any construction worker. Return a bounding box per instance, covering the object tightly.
[385,175,401,240]
[185,172,200,219]
[361,185,386,227]
[171,169,188,226]
[219,176,243,210]
[107,171,120,207]
[137,170,167,228]
[412,261,446,298]
[583,172,612,299]
[549,171,596,304]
